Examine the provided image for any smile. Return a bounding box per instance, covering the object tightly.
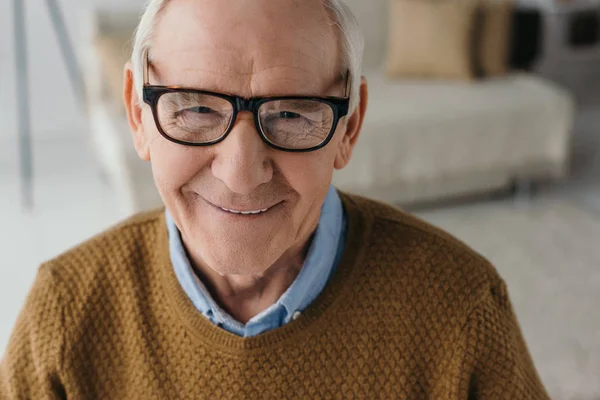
[219,207,270,215]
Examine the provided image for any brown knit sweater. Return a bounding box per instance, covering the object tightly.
[1,193,549,399]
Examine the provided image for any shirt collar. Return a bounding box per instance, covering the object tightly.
[275,185,344,319]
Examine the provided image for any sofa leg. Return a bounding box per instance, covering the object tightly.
[511,178,536,202]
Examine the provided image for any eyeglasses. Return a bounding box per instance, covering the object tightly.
[141,50,351,152]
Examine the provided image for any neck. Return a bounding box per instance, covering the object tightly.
[187,234,314,324]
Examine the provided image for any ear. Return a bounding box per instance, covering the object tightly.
[124,61,151,161]
[334,76,368,170]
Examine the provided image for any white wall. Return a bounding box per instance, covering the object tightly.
[2,0,79,141]
[0,0,145,143]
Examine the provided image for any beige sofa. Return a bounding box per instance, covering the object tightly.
[82,2,575,215]
[334,0,575,205]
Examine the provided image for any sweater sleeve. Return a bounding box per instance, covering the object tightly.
[460,278,551,399]
[1,265,67,400]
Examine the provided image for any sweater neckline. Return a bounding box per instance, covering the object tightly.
[155,192,372,354]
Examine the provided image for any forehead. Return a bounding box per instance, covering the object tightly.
[149,0,341,97]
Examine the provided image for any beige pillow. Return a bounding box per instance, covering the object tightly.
[385,0,480,80]
[94,34,133,111]
[479,0,514,77]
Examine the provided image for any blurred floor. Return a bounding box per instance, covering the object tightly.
[0,103,599,399]
[414,103,600,399]
[418,198,600,398]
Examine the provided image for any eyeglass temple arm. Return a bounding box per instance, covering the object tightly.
[344,70,351,98]
[143,48,149,86]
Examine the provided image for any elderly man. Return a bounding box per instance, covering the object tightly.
[1,0,549,398]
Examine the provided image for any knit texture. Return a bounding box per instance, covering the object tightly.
[1,193,549,399]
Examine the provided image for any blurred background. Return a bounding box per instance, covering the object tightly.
[1,0,599,398]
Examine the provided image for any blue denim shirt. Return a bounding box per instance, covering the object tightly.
[166,185,347,337]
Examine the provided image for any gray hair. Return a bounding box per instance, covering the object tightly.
[131,0,364,113]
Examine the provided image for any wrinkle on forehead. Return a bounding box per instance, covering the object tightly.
[150,0,340,98]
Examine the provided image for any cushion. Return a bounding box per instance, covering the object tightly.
[479,0,514,77]
[385,0,480,80]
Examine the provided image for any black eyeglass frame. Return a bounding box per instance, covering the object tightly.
[141,49,352,153]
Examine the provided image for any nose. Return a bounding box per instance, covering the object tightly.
[211,112,273,195]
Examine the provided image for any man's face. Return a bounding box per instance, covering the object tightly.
[126,0,365,276]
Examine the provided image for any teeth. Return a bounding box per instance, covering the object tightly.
[220,207,269,215]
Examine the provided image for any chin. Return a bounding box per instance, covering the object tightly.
[204,250,278,276]
[196,223,293,276]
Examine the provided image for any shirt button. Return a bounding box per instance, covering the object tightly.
[292,311,302,321]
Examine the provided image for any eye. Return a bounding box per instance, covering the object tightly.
[187,106,214,114]
[279,111,302,119]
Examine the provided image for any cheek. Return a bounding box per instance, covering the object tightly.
[276,150,336,203]
[146,129,212,193]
